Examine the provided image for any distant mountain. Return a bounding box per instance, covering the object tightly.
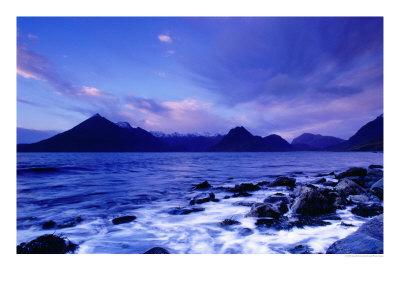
[209,126,293,152]
[17,114,166,152]
[17,128,60,144]
[156,134,224,152]
[292,133,345,149]
[327,115,383,151]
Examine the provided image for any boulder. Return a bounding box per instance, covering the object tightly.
[367,168,383,178]
[246,201,288,218]
[336,167,367,179]
[17,234,78,254]
[335,178,366,196]
[288,244,312,254]
[351,203,383,217]
[312,178,326,184]
[269,177,296,188]
[228,183,260,193]
[112,215,136,225]
[168,207,205,215]
[193,181,212,189]
[348,195,370,203]
[368,164,383,169]
[263,195,291,205]
[190,193,217,205]
[232,191,252,197]
[144,247,170,254]
[238,228,254,236]
[370,178,383,200]
[326,214,383,254]
[291,186,336,216]
[323,181,338,187]
[220,219,241,226]
[42,220,56,229]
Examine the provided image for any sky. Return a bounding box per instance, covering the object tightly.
[17,17,383,140]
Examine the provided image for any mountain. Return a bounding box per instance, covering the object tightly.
[17,114,166,152]
[291,133,345,149]
[209,126,293,152]
[156,134,224,152]
[17,128,60,144]
[327,115,383,151]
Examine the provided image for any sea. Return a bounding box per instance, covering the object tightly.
[17,152,383,254]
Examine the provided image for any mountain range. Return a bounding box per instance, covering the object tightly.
[17,113,383,152]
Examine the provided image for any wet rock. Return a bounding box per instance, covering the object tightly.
[232,201,258,207]
[190,193,216,205]
[291,186,336,216]
[255,215,330,230]
[369,164,383,169]
[336,167,367,179]
[238,227,254,236]
[246,201,288,218]
[334,196,352,210]
[294,171,303,174]
[327,214,383,254]
[340,222,355,227]
[312,178,326,184]
[348,195,370,203]
[193,181,212,190]
[168,207,205,215]
[228,183,260,193]
[144,247,170,254]
[351,203,383,217]
[370,178,383,200]
[17,234,78,254]
[57,216,83,229]
[335,178,366,196]
[256,181,270,187]
[367,168,383,178]
[264,195,291,205]
[232,191,252,197]
[269,176,296,188]
[220,219,241,226]
[323,181,338,187]
[112,215,136,225]
[288,244,312,254]
[223,195,230,199]
[42,220,56,229]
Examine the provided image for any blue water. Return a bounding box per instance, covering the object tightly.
[17,152,383,254]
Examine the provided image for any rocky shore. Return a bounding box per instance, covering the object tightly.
[17,164,383,254]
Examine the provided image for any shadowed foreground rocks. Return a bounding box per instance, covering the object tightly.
[17,234,78,254]
[326,214,383,254]
[144,247,170,254]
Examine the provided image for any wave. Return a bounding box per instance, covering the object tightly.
[17,166,91,175]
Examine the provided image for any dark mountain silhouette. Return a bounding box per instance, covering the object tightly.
[17,114,166,152]
[209,126,293,152]
[17,127,60,144]
[157,134,223,152]
[327,115,383,151]
[292,133,344,149]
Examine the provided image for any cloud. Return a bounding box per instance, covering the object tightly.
[79,86,112,97]
[158,34,172,43]
[154,71,166,78]
[17,97,40,106]
[27,34,38,40]
[317,85,363,98]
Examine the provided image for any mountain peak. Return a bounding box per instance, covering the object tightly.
[227,126,253,137]
[116,122,133,129]
[90,113,102,118]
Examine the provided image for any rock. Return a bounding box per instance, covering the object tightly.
[220,219,241,226]
[42,220,56,229]
[351,203,383,217]
[190,193,217,205]
[232,191,252,197]
[246,201,288,218]
[17,234,78,254]
[335,178,366,196]
[193,181,212,189]
[168,207,205,215]
[255,215,330,230]
[326,214,383,254]
[369,164,383,169]
[334,196,352,210]
[348,194,370,203]
[340,222,355,227]
[312,178,326,184]
[238,228,254,236]
[232,201,258,207]
[263,195,291,205]
[228,183,260,193]
[112,215,136,225]
[367,168,383,178]
[57,216,84,228]
[336,167,367,179]
[323,181,338,187]
[291,186,336,216]
[223,195,230,199]
[144,247,170,254]
[269,176,296,188]
[370,178,383,200]
[256,181,270,186]
[288,244,312,254]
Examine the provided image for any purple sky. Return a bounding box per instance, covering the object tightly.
[17,17,383,140]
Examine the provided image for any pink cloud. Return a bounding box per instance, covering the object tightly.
[158,34,172,43]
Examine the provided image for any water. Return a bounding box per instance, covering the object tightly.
[17,152,383,254]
